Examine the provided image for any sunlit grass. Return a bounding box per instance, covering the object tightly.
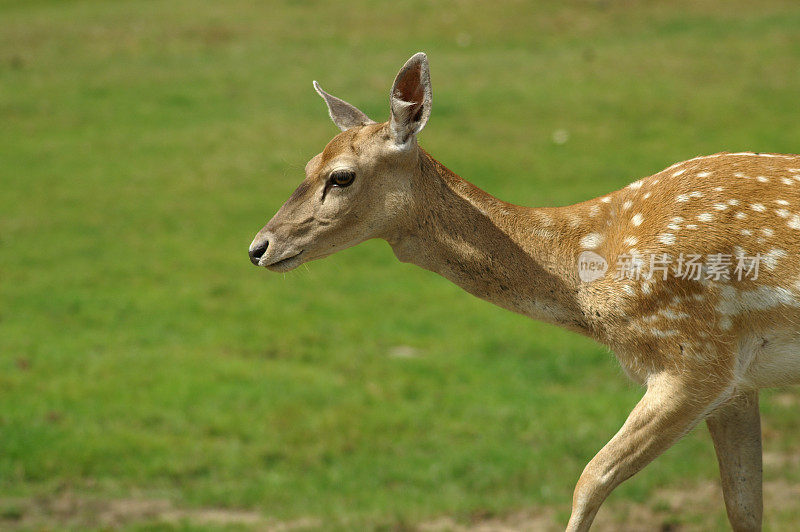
[1,0,799,529]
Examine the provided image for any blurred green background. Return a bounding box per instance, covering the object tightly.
[2,0,800,530]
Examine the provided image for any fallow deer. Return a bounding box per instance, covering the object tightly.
[249,52,800,531]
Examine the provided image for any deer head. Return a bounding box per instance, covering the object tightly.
[249,53,433,271]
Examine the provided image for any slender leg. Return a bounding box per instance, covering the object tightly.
[706,390,762,532]
[566,372,731,532]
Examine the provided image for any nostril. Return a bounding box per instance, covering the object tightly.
[249,240,269,265]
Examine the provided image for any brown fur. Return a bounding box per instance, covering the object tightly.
[249,53,800,531]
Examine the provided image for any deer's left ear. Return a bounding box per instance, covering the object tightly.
[314,81,375,132]
[389,52,432,146]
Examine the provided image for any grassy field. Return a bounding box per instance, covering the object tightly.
[2,0,800,530]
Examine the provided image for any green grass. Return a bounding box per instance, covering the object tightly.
[1,0,800,529]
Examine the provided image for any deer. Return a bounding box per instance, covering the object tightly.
[248,52,800,531]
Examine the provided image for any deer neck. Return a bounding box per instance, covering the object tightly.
[386,149,595,336]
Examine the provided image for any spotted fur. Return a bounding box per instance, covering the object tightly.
[249,53,799,531]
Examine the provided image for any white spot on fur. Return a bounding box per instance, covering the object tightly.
[713,203,728,211]
[735,212,747,220]
[628,180,643,190]
[762,248,786,271]
[676,194,689,202]
[689,191,703,199]
[672,169,686,177]
[686,224,698,229]
[650,328,679,338]
[667,223,681,231]
[623,200,633,210]
[789,215,800,230]
[761,228,774,238]
[741,229,752,236]
[775,199,790,205]
[776,209,790,218]
[782,178,794,186]
[717,285,800,317]
[601,196,611,203]
[697,213,713,222]
[661,308,690,320]
[580,232,605,249]
[632,213,644,226]
[658,233,676,245]
[751,203,766,212]
[623,284,635,296]
[757,176,769,183]
[727,199,740,206]
[623,235,638,246]
[697,171,711,178]
[589,204,600,217]
[566,212,583,228]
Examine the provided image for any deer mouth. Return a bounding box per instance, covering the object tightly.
[264,250,304,272]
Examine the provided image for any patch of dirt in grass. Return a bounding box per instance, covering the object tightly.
[420,510,559,532]
[421,478,800,531]
[0,489,320,531]
[764,449,800,469]
[3,477,797,530]
[768,389,800,408]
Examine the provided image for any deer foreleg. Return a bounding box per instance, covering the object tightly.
[566,372,731,531]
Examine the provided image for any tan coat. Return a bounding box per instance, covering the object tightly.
[250,53,799,531]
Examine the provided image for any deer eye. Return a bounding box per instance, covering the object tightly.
[329,170,355,188]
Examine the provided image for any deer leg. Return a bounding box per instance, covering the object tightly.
[566,372,731,532]
[706,390,762,532]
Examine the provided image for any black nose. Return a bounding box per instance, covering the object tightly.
[249,240,268,265]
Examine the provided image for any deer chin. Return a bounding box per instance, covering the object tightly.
[262,250,304,272]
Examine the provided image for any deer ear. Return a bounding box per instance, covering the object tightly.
[313,81,375,132]
[389,52,432,146]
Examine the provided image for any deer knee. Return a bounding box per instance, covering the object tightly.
[570,463,615,526]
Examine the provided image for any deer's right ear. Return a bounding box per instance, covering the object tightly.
[313,81,375,132]
[389,52,432,146]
